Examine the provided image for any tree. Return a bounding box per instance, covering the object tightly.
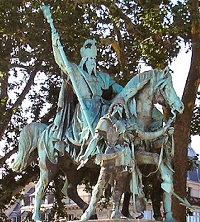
[0,0,199,221]
[171,1,199,221]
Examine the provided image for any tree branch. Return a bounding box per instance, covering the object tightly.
[0,148,17,168]
[107,3,144,41]
[0,68,39,139]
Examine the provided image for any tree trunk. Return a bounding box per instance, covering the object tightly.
[173,1,200,221]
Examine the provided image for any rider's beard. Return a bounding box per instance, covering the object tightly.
[111,108,123,119]
[85,59,97,76]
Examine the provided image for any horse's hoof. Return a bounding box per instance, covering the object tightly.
[111,211,127,219]
[165,219,177,222]
[121,212,134,219]
[80,216,87,221]
[33,219,42,222]
[154,216,163,221]
[81,212,90,221]
[165,218,177,222]
[165,212,177,222]
[89,214,98,220]
[81,215,88,221]
[32,214,42,222]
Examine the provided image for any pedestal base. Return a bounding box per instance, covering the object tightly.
[71,220,162,222]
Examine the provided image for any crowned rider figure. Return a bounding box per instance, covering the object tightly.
[51,36,123,156]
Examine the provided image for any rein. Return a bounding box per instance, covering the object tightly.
[143,114,176,178]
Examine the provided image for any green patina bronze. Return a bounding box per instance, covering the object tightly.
[11,3,192,222]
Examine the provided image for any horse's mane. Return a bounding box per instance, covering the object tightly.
[18,122,47,154]
[115,69,167,118]
[119,69,157,102]
[126,69,157,90]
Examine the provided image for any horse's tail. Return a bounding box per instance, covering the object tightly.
[12,122,47,172]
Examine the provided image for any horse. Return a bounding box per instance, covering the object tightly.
[12,67,184,222]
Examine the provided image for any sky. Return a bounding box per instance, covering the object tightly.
[170,49,200,157]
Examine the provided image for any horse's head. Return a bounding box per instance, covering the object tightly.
[153,67,184,117]
[12,122,47,172]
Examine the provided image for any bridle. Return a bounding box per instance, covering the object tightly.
[153,70,180,121]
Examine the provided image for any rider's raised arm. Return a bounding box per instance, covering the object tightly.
[41,4,71,75]
[52,31,70,74]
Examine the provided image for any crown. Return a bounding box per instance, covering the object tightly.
[80,39,97,58]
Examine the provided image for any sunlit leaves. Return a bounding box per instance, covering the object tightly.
[0,0,198,217]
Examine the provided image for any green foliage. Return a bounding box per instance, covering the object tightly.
[0,163,39,205]
[0,0,198,219]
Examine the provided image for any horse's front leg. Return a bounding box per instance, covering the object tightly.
[136,151,175,220]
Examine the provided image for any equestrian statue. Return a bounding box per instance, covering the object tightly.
[12,3,192,222]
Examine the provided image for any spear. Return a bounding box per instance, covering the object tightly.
[41,3,94,136]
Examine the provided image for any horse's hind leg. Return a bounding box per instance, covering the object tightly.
[32,153,54,222]
[67,184,89,212]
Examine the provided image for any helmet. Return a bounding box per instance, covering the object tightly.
[80,39,97,58]
[108,96,130,118]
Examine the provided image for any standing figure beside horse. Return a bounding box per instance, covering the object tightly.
[78,96,175,221]
[110,67,185,222]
